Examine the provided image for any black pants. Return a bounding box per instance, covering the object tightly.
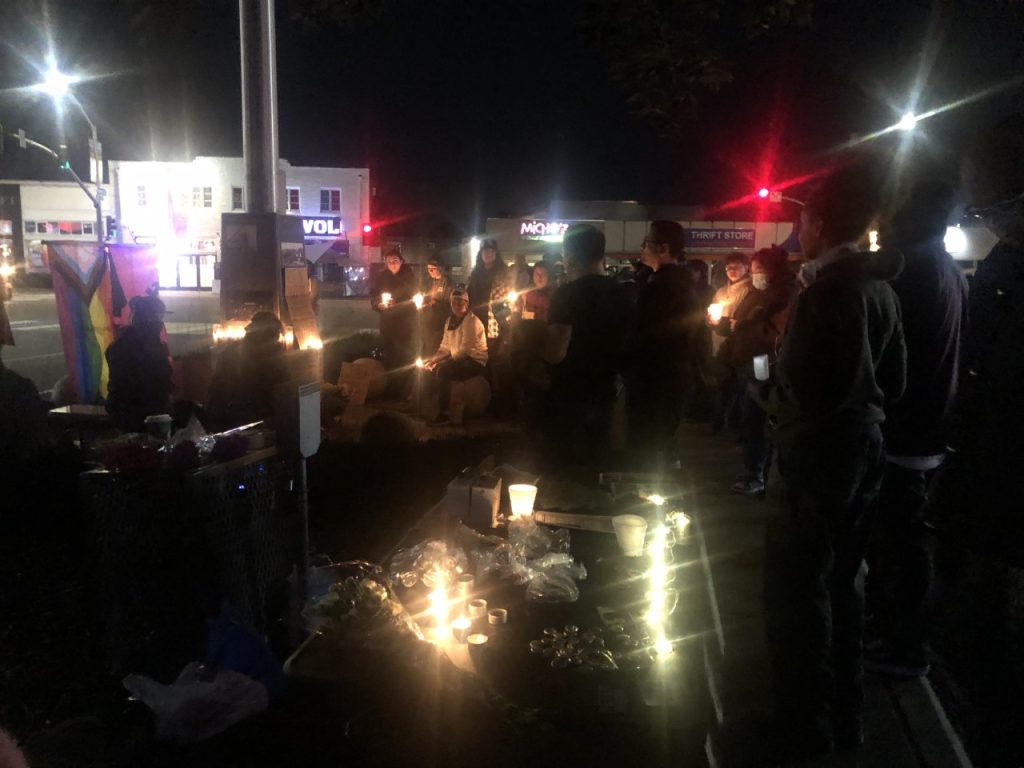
[626,378,684,472]
[742,392,772,481]
[866,463,933,661]
[764,423,885,745]
[540,393,614,469]
[434,358,485,414]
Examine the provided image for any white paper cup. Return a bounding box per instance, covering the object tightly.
[612,514,648,557]
[508,484,538,519]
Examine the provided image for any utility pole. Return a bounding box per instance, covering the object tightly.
[239,0,281,213]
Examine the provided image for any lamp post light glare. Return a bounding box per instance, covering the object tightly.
[897,112,918,132]
[33,68,77,100]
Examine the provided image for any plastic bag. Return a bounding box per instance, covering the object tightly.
[388,540,468,589]
[474,520,586,602]
[123,662,268,744]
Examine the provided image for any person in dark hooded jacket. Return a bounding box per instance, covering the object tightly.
[865,179,967,678]
[752,164,906,761]
[370,248,418,369]
[105,295,174,432]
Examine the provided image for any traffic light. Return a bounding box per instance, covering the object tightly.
[361,222,380,247]
[105,216,117,241]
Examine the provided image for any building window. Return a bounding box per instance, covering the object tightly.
[286,187,300,212]
[25,221,36,234]
[320,188,341,212]
[82,222,94,235]
[192,186,213,208]
[71,222,83,235]
[137,185,147,206]
[231,186,244,210]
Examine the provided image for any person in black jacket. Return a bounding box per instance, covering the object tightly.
[623,220,700,472]
[105,295,174,432]
[370,248,417,370]
[865,180,967,678]
[753,165,906,760]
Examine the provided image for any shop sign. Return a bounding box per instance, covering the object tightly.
[520,220,570,238]
[302,216,343,237]
[685,228,756,249]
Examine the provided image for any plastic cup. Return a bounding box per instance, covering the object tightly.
[508,484,538,519]
[612,514,648,557]
[144,414,173,441]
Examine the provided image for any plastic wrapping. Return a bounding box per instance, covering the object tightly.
[304,560,423,645]
[475,520,587,602]
[388,540,469,589]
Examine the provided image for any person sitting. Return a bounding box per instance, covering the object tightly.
[105,295,174,433]
[423,288,488,424]
[206,311,290,431]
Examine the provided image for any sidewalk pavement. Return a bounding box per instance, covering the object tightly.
[674,424,972,767]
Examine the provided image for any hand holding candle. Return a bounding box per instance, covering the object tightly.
[707,302,724,324]
[380,291,393,309]
[413,292,425,309]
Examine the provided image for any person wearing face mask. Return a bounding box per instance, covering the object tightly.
[717,246,798,494]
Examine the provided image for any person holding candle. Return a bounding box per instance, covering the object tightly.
[707,253,754,433]
[370,248,418,370]
[717,246,798,494]
[468,239,513,413]
[423,288,488,424]
[421,258,451,356]
[520,261,554,323]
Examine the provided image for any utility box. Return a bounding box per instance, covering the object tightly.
[220,213,307,323]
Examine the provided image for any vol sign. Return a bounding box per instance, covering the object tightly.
[302,216,343,237]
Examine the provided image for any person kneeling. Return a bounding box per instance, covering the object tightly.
[424,288,488,424]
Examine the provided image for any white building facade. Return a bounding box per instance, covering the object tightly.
[108,156,371,288]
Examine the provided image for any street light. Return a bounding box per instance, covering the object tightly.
[31,64,104,248]
[896,112,918,132]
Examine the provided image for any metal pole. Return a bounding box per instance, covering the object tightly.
[239,0,280,214]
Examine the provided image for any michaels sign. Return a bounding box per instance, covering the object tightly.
[520,220,570,238]
[302,216,344,238]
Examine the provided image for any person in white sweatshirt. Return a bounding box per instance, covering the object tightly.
[424,287,488,422]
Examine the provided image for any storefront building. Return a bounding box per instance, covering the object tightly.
[109,157,370,289]
[0,180,111,277]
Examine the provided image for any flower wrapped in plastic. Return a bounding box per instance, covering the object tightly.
[388,540,469,589]
[304,560,423,648]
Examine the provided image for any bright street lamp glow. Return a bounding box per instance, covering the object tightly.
[944,226,968,256]
[34,68,77,101]
[897,112,917,132]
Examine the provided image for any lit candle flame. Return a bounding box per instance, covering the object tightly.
[647,494,666,506]
[647,524,674,656]
[302,337,324,350]
[413,292,425,309]
[381,292,392,306]
[429,587,449,629]
[506,290,519,304]
[708,303,724,323]
[415,357,425,368]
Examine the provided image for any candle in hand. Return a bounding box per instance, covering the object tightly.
[708,303,724,323]
[381,292,392,307]
[413,292,425,309]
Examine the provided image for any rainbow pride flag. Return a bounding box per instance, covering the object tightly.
[48,242,158,403]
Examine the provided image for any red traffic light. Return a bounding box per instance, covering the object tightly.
[758,187,770,199]
[361,223,373,234]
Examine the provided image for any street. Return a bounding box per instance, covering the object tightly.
[2,288,379,392]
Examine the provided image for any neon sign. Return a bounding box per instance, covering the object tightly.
[301,216,343,237]
[520,220,570,238]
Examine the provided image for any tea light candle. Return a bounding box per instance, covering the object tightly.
[487,608,507,625]
[508,484,538,520]
[452,616,471,643]
[467,598,488,619]
[456,573,475,600]
[467,633,488,648]
[708,302,724,323]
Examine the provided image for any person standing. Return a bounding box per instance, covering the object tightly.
[105,295,174,433]
[520,260,553,322]
[370,248,417,370]
[707,253,754,432]
[865,180,967,678]
[623,220,699,472]
[421,258,451,356]
[424,288,488,424]
[717,246,797,494]
[467,238,513,412]
[539,225,632,465]
[753,165,906,759]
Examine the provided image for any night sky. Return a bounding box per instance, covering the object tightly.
[1,0,1022,234]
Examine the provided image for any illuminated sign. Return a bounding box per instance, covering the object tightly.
[301,216,343,238]
[685,228,756,249]
[520,220,570,239]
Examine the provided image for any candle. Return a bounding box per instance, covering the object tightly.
[381,292,392,307]
[506,290,519,305]
[456,573,475,601]
[415,357,425,368]
[467,633,488,648]
[467,598,488,619]
[413,292,425,309]
[708,302,724,323]
[429,587,449,628]
[508,484,538,519]
[487,608,507,625]
[452,616,471,643]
